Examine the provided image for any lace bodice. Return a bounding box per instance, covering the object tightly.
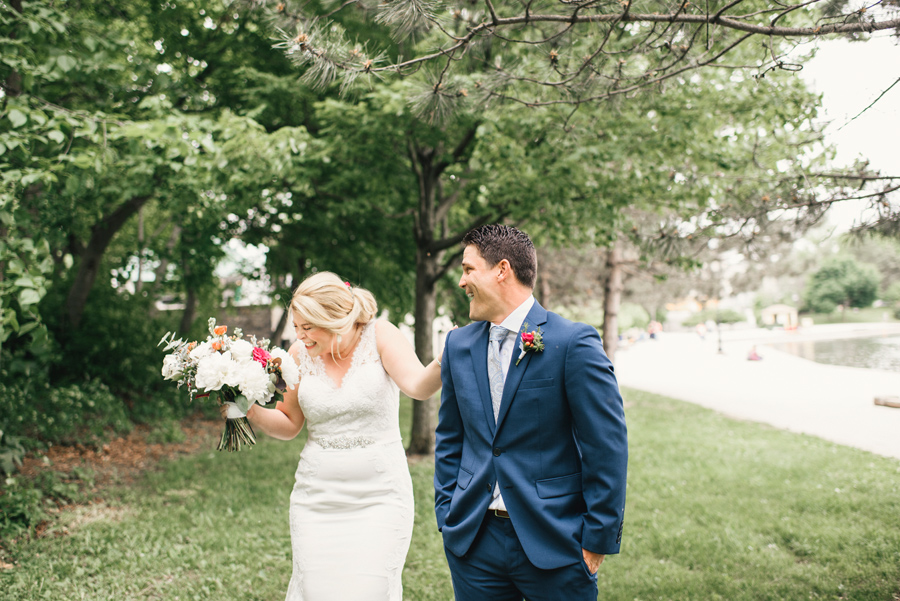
[294,321,401,445]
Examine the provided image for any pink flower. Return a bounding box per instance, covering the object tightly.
[521,332,535,345]
[252,347,271,367]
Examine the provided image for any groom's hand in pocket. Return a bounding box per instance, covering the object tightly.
[581,548,604,575]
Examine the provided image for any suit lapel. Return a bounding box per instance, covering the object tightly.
[495,302,549,432]
[468,322,496,437]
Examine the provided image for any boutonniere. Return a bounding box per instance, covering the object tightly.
[516,323,545,366]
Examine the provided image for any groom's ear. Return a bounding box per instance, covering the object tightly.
[496,259,514,283]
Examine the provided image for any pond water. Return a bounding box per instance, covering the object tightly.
[770,335,900,373]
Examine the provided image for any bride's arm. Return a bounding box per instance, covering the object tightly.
[375,320,443,401]
[246,342,306,440]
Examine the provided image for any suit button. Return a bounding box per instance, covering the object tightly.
[493,448,502,456]
[486,484,492,492]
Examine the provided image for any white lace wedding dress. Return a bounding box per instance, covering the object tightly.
[285,321,414,600]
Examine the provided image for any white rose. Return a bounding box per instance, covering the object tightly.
[237,361,272,405]
[271,347,300,388]
[229,339,254,362]
[189,342,214,362]
[195,352,237,391]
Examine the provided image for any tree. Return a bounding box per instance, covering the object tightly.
[259,0,900,450]
[803,255,880,314]
[267,0,900,111]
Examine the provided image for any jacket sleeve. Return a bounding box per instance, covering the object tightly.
[565,323,628,554]
[434,330,462,531]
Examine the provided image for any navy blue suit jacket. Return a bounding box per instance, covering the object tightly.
[434,301,628,570]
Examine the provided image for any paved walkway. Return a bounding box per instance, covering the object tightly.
[613,323,900,461]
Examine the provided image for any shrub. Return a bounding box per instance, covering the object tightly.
[0,379,132,447]
[0,469,91,541]
[0,477,47,540]
[0,430,27,475]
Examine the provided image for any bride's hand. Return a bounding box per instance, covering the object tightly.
[219,402,254,420]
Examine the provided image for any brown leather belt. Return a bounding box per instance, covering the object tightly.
[489,509,510,519]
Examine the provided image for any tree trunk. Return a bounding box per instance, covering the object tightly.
[136,207,144,294]
[404,129,481,455]
[406,142,441,456]
[3,0,23,99]
[601,238,625,363]
[537,255,551,308]
[178,246,198,335]
[148,225,182,318]
[270,305,291,345]
[66,194,153,329]
[180,286,198,335]
[407,251,439,456]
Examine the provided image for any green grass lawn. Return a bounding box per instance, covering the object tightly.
[2,389,900,600]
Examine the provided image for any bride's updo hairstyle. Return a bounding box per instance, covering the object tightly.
[290,272,378,337]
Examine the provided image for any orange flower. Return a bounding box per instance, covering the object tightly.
[212,340,224,351]
[214,325,227,336]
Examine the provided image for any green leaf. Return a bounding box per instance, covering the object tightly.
[47,130,66,144]
[7,110,27,128]
[17,322,40,336]
[57,55,77,72]
[233,395,252,415]
[20,172,42,186]
[13,277,35,288]
[17,289,42,306]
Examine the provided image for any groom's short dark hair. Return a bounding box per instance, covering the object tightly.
[463,224,537,289]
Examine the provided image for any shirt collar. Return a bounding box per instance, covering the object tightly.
[495,295,535,335]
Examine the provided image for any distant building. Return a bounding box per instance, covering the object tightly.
[761,304,799,329]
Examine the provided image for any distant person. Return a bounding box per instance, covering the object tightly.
[648,320,662,339]
[747,345,762,361]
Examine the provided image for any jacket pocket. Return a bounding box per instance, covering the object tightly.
[535,473,582,498]
[518,377,555,390]
[457,466,474,490]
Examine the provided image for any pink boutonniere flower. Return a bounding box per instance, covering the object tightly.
[516,323,545,366]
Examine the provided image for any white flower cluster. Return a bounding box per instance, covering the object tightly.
[159,319,300,409]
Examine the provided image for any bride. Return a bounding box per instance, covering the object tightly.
[244,272,443,600]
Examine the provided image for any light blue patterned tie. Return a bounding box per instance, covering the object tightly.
[488,325,508,422]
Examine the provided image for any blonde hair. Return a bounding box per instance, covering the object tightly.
[290,272,378,337]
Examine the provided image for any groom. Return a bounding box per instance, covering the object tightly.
[435,225,628,600]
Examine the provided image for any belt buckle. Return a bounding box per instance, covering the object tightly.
[492,509,510,519]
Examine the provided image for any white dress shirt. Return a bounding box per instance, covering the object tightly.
[488,295,535,511]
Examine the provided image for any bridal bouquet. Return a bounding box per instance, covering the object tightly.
[159,318,300,451]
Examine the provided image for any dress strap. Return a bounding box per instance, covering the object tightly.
[354,320,381,366]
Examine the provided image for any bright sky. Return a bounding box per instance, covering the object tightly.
[796,33,900,231]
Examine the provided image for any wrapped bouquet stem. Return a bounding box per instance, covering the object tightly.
[160,318,299,452]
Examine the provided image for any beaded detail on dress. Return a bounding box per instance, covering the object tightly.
[313,435,376,449]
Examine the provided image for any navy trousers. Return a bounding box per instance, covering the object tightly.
[444,513,599,601]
